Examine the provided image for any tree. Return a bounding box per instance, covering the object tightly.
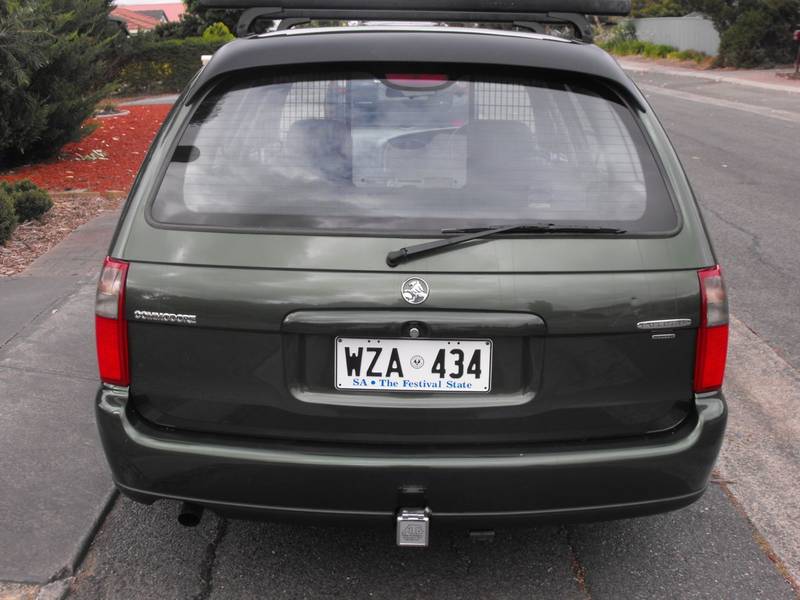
[184,0,244,34]
[631,0,690,17]
[0,1,52,161]
[687,0,800,66]
[0,0,122,166]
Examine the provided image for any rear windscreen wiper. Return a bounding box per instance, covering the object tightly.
[386,223,626,267]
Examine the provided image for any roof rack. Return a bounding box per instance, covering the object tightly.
[195,0,630,38]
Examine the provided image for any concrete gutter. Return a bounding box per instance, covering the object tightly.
[618,58,800,95]
[717,317,800,589]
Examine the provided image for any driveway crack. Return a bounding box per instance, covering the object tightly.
[192,517,228,600]
[702,204,790,278]
[563,525,591,600]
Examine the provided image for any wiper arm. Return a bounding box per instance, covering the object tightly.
[386,223,626,268]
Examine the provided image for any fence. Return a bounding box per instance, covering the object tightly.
[633,15,720,56]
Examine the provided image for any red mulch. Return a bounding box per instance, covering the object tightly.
[0,104,171,194]
[0,102,170,276]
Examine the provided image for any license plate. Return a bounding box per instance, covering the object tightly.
[335,338,492,392]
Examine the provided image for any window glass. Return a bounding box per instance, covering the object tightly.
[151,69,676,234]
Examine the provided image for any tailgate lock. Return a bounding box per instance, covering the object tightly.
[396,508,430,547]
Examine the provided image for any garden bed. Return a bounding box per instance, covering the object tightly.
[1,104,170,193]
[0,192,123,276]
[0,102,170,276]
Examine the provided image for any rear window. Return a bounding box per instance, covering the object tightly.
[151,67,677,234]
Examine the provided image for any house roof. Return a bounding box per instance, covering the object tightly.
[110,6,162,32]
[135,9,169,22]
[118,2,186,22]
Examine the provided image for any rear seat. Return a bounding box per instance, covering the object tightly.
[282,119,352,181]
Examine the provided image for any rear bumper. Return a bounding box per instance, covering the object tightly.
[96,387,726,524]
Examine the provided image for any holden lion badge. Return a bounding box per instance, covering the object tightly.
[401,277,429,305]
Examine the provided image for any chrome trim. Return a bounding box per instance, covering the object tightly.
[98,384,129,416]
[637,318,692,330]
[257,26,573,44]
[133,310,197,325]
[651,333,676,340]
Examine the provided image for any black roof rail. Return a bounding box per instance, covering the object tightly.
[197,1,630,38]
[198,0,629,12]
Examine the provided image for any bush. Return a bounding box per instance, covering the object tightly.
[11,181,53,222]
[185,0,245,34]
[202,22,234,42]
[116,36,229,95]
[716,7,796,67]
[0,180,53,223]
[690,0,800,67]
[0,0,121,167]
[0,190,18,246]
[151,12,207,39]
[12,179,37,193]
[595,19,637,46]
[631,0,690,17]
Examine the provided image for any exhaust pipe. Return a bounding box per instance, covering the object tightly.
[178,501,204,527]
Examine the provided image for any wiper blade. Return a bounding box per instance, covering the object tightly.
[386,223,626,267]
[440,224,627,235]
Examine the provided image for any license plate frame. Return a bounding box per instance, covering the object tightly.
[335,337,492,393]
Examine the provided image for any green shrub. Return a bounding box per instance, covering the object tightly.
[0,191,18,246]
[0,0,121,167]
[716,7,794,67]
[116,36,228,95]
[595,19,637,46]
[631,0,689,17]
[12,182,53,222]
[12,179,38,193]
[202,22,234,42]
[152,12,206,39]
[691,0,800,67]
[0,180,53,223]
[184,0,245,34]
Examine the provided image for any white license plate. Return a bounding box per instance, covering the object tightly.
[335,338,492,392]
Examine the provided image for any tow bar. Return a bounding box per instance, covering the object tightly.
[396,508,430,547]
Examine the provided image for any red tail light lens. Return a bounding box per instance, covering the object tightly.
[694,266,728,393]
[95,257,129,386]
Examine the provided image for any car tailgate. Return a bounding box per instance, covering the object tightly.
[124,261,701,445]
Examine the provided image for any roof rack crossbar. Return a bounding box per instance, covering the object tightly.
[233,7,606,39]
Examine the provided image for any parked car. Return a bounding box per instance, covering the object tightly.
[95,0,728,547]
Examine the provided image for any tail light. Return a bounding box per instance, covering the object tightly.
[95,257,129,386]
[694,266,728,393]
[384,73,449,89]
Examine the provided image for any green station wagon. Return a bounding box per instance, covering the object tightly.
[95,0,728,546]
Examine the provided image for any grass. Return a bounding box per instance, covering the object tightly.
[598,39,708,63]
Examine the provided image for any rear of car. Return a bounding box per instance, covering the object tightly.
[95,26,727,538]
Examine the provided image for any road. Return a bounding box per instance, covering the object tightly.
[2,69,799,599]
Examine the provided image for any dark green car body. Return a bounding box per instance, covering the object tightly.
[95,25,727,529]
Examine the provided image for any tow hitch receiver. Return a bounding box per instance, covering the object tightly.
[396,508,430,547]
